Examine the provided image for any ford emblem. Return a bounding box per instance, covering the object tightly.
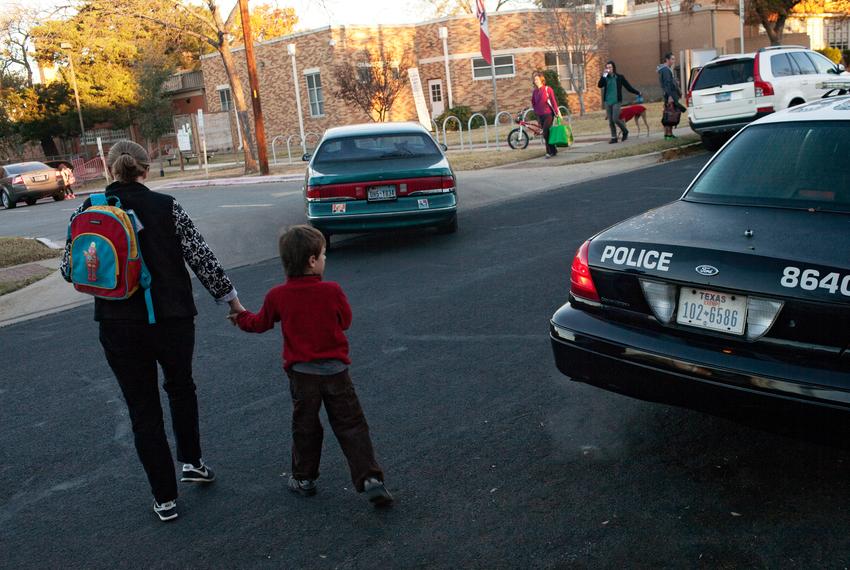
[695,265,719,276]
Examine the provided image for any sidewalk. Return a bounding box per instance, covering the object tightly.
[0,133,702,328]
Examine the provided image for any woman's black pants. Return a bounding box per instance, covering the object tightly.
[99,319,202,504]
[538,113,557,156]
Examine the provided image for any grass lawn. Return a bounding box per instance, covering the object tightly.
[0,237,61,269]
[0,271,52,296]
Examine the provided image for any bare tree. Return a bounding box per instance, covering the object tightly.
[537,0,605,115]
[86,0,261,173]
[334,47,412,122]
[421,0,517,17]
[0,7,41,87]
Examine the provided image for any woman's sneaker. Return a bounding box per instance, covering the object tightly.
[153,500,178,521]
[181,460,215,483]
[288,476,317,497]
[364,478,393,508]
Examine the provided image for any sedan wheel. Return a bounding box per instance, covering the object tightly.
[52,193,66,202]
[25,198,37,206]
[1,190,15,209]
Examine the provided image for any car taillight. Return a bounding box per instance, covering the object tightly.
[441,175,455,191]
[55,171,62,179]
[570,240,600,302]
[11,175,23,184]
[306,185,320,200]
[753,54,775,105]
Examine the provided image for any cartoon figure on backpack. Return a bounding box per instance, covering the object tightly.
[84,242,99,281]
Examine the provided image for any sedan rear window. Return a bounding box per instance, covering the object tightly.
[692,59,754,90]
[685,122,850,213]
[4,162,51,174]
[314,133,441,163]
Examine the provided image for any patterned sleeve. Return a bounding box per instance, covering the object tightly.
[173,200,236,303]
[59,202,89,282]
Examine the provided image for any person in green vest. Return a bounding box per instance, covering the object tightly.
[597,60,642,144]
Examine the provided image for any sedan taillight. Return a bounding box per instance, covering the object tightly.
[11,175,23,184]
[570,240,600,302]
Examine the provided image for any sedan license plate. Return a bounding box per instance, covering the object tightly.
[31,174,48,182]
[367,185,396,201]
[676,287,747,335]
[715,92,732,103]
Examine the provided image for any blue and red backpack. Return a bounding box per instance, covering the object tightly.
[67,193,155,323]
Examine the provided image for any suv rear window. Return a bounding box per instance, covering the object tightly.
[685,121,850,213]
[692,59,754,90]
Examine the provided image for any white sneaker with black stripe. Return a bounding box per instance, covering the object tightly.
[181,460,216,483]
[153,500,178,521]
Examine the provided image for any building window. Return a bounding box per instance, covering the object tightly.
[825,18,849,50]
[471,55,515,80]
[430,82,442,102]
[305,72,324,117]
[218,88,233,111]
[545,52,586,92]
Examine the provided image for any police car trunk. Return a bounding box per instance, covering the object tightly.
[550,108,850,413]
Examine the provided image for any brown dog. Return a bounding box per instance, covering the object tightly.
[619,104,649,137]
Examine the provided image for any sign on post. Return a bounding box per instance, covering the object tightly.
[177,124,192,152]
[197,109,209,177]
[96,136,110,183]
[407,68,432,131]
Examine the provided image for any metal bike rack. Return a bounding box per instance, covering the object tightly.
[285,134,301,164]
[271,135,286,165]
[305,131,322,151]
[467,113,489,149]
[558,106,573,125]
[493,111,514,149]
[441,116,464,151]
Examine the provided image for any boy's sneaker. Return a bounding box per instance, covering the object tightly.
[181,460,215,483]
[153,500,178,521]
[364,478,394,508]
[288,476,317,497]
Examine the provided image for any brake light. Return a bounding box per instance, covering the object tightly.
[570,240,599,302]
[11,175,23,184]
[753,54,774,100]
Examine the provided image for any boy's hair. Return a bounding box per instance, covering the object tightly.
[278,225,326,277]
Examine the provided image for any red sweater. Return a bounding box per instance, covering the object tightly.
[236,275,352,370]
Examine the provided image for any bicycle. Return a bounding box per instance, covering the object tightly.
[506,109,571,150]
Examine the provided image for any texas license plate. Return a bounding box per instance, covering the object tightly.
[676,287,747,335]
[715,92,732,103]
[31,175,48,182]
[367,185,396,201]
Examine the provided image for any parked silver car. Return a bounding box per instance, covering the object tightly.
[0,162,66,209]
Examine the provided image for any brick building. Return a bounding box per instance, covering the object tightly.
[199,8,607,150]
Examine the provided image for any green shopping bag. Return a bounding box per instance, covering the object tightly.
[548,117,571,147]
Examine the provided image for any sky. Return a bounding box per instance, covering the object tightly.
[2,0,537,29]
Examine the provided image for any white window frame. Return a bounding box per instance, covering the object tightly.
[544,51,586,93]
[217,87,233,111]
[305,72,324,118]
[825,18,849,51]
[471,55,515,80]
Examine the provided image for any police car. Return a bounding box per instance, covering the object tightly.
[550,84,850,419]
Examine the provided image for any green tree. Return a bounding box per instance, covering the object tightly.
[232,4,298,44]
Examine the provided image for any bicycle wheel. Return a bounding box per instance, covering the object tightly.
[507,128,530,150]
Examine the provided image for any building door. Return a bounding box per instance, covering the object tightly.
[428,79,444,118]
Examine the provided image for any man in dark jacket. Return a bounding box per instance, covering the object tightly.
[657,52,684,139]
[597,60,641,144]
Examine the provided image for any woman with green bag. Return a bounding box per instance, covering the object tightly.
[531,71,563,158]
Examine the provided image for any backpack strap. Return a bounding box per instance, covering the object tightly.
[127,210,156,325]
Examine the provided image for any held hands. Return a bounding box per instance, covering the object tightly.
[226,297,246,326]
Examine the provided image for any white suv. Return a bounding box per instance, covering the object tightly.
[687,45,846,150]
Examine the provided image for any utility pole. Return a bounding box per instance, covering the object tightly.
[60,42,87,156]
[238,0,269,175]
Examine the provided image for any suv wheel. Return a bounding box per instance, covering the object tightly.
[701,134,725,152]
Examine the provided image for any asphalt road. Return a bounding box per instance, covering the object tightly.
[4,155,850,568]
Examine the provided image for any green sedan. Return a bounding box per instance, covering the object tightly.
[304,122,457,246]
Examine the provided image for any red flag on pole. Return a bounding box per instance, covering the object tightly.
[476,0,492,65]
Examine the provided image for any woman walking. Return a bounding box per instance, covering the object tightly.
[531,71,562,158]
[60,140,244,522]
[597,60,642,144]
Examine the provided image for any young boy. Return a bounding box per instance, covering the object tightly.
[229,225,393,507]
